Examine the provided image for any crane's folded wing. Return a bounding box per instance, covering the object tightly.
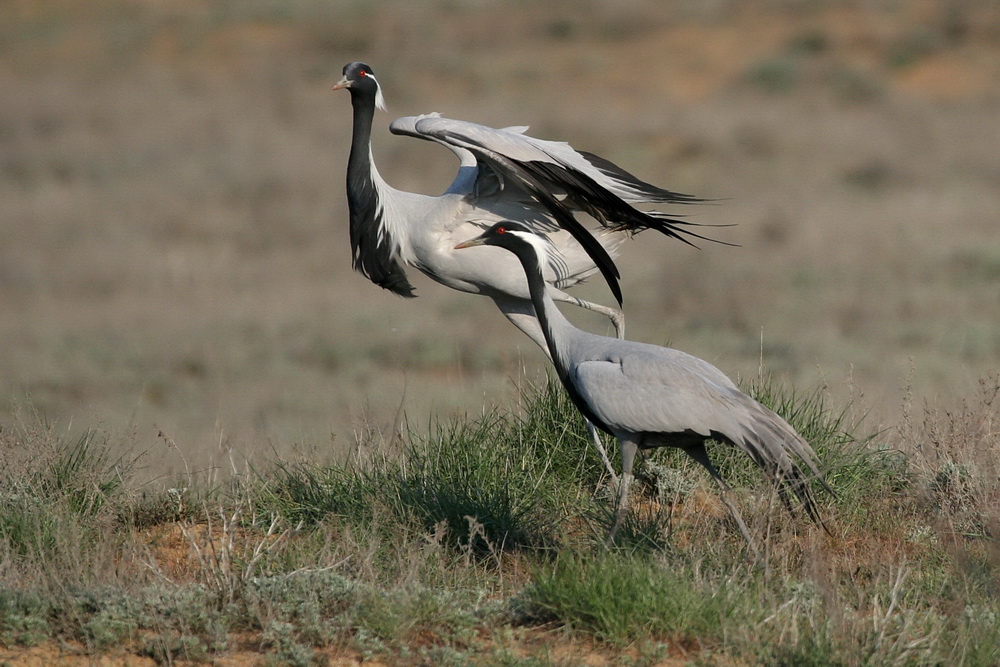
[571,351,749,439]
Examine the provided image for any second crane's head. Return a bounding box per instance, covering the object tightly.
[454,221,550,264]
[332,62,387,112]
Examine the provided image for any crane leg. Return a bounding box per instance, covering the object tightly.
[556,294,625,340]
[714,481,762,564]
[606,437,639,543]
[683,444,762,564]
[586,421,619,485]
[603,305,625,339]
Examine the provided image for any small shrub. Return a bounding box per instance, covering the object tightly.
[248,568,486,654]
[0,590,52,646]
[260,619,314,667]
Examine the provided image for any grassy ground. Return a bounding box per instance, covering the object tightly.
[2,0,1000,663]
[1,374,999,665]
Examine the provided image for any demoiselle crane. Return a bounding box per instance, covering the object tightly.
[333,61,715,480]
[455,221,833,546]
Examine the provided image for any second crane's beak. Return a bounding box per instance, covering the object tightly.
[331,75,350,91]
[453,235,486,250]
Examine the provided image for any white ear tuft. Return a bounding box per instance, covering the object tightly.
[511,229,551,263]
[369,74,387,112]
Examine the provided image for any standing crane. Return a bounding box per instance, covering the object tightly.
[455,221,832,546]
[333,61,715,480]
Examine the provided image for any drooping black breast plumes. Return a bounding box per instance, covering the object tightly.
[340,62,416,298]
[346,166,416,298]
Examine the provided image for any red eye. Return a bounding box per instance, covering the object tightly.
[496,226,506,234]
[359,70,367,77]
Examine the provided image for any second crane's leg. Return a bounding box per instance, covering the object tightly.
[683,443,762,564]
[496,295,619,481]
[607,437,639,543]
[586,421,618,485]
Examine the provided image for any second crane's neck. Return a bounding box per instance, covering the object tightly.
[518,243,611,434]
[520,248,575,376]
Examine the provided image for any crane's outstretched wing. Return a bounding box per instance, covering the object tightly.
[391,114,628,303]
[390,114,716,219]
[391,114,718,305]
[390,113,704,204]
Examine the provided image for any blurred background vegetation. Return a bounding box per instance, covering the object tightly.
[1,0,998,479]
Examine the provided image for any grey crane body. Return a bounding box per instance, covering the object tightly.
[335,61,716,479]
[334,61,713,351]
[455,222,832,543]
[347,105,586,303]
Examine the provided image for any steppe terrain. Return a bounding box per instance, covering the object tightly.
[1,1,999,664]
[2,0,998,467]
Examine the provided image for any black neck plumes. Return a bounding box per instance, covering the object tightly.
[345,89,416,298]
[507,237,613,435]
[516,243,559,359]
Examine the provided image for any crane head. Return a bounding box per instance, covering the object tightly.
[454,221,550,259]
[332,62,387,112]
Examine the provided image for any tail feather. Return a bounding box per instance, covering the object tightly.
[730,406,834,532]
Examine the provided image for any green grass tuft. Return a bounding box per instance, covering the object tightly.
[0,416,139,572]
[259,378,603,554]
[522,549,741,646]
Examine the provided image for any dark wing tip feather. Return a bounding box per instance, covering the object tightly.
[579,150,709,204]
[529,184,624,305]
[527,159,735,249]
[642,215,740,249]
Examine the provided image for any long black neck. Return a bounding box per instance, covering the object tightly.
[346,91,376,199]
[518,248,564,370]
[512,240,613,435]
[344,90,415,298]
